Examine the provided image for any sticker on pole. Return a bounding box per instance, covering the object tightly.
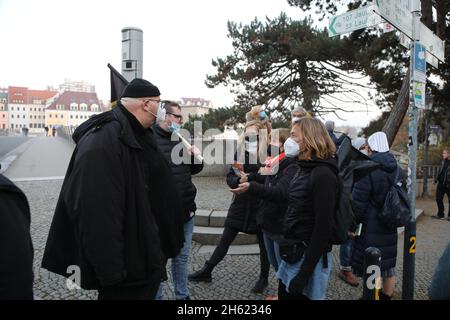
[413,81,426,109]
[414,43,427,83]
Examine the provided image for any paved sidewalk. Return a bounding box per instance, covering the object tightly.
[14,176,449,300]
[4,136,73,180]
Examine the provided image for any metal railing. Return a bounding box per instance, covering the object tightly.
[57,126,76,145]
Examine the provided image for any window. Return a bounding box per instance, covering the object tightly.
[11,107,14,111]
[11,124,13,128]
[23,107,25,111]
[70,103,78,111]
[70,115,73,119]
[61,114,63,118]
[23,115,25,119]
[11,114,14,118]
[49,114,52,118]
[2,114,4,118]
[76,115,78,119]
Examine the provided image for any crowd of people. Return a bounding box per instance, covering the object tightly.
[1,77,449,300]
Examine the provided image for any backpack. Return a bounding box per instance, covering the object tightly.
[310,165,354,245]
[330,173,355,245]
[376,167,411,229]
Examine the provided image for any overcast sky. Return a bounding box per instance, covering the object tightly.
[0,0,382,127]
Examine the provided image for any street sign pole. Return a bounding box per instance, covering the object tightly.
[403,0,421,301]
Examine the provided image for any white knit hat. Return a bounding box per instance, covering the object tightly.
[352,137,367,150]
[368,132,389,152]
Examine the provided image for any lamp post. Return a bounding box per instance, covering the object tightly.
[422,91,434,197]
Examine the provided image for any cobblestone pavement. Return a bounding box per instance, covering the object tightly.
[16,177,450,300]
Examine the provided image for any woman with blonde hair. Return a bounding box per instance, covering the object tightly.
[230,128,300,300]
[277,117,338,300]
[189,106,271,294]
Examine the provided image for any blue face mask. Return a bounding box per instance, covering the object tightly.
[259,111,267,120]
[169,122,181,133]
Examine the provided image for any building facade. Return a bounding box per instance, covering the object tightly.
[59,78,95,93]
[0,89,8,130]
[179,97,212,121]
[8,87,57,133]
[45,91,102,129]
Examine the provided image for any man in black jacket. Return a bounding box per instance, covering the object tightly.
[153,100,203,300]
[434,148,450,220]
[0,172,34,300]
[41,79,184,300]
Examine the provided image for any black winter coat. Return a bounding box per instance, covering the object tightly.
[247,156,299,237]
[0,174,34,300]
[282,157,338,291]
[153,124,203,222]
[225,152,263,234]
[351,151,399,274]
[41,105,184,290]
[435,159,450,186]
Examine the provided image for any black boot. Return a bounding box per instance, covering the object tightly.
[251,277,268,293]
[188,262,213,282]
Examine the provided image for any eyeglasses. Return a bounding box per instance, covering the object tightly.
[145,98,162,104]
[167,112,183,120]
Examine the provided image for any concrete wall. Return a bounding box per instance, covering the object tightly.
[192,138,237,177]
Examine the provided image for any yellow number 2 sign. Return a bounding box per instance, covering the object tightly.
[409,236,417,254]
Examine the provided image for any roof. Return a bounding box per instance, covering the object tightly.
[46,91,102,112]
[8,86,28,104]
[28,89,57,104]
[7,86,57,104]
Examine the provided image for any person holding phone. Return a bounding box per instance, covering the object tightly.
[189,106,271,294]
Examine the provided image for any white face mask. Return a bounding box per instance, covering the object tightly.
[147,103,166,122]
[361,149,369,156]
[245,140,258,154]
[284,137,300,157]
[292,117,301,123]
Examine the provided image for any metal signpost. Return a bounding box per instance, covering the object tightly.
[328,0,446,300]
[328,5,382,37]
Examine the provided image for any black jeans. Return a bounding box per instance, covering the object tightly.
[98,282,160,300]
[208,226,270,279]
[436,184,450,217]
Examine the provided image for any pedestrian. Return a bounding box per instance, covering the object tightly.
[41,78,185,300]
[230,128,299,300]
[433,147,450,220]
[44,126,49,137]
[428,242,450,300]
[337,137,368,288]
[325,121,347,147]
[189,105,271,294]
[51,127,56,137]
[351,131,402,300]
[276,117,337,300]
[0,172,34,300]
[153,100,203,300]
[291,107,308,123]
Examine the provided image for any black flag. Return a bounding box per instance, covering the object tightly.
[107,63,128,108]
